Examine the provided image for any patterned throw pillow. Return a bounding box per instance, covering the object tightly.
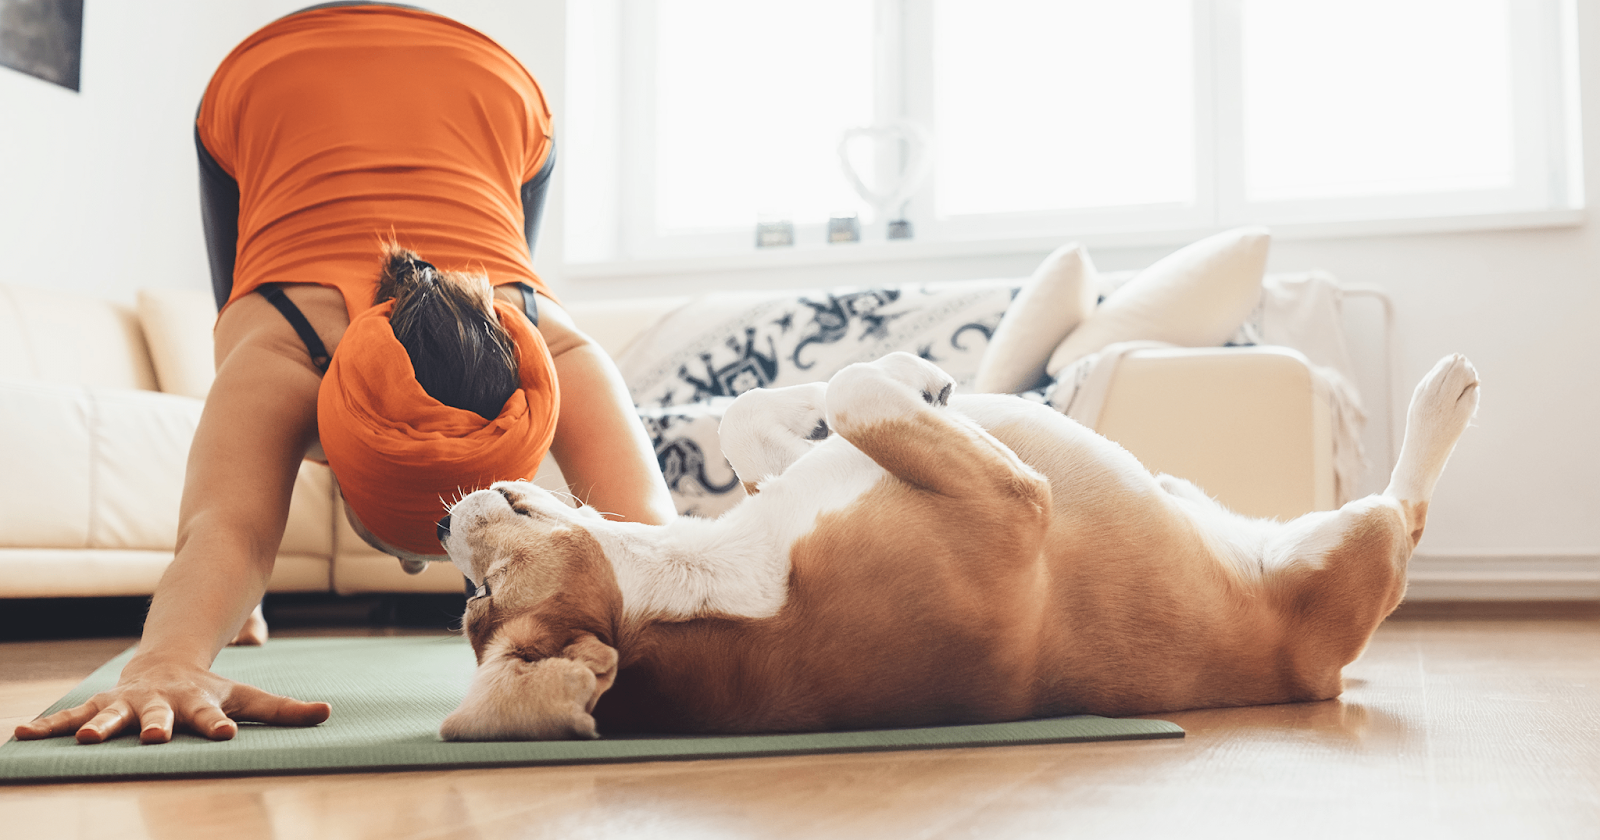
[615,281,1021,516]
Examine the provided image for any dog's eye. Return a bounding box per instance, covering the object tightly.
[806,420,830,441]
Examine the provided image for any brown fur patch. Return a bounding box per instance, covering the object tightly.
[1401,500,1430,547]
[593,478,1053,733]
[1269,505,1409,699]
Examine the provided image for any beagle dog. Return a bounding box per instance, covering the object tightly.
[436,352,1479,740]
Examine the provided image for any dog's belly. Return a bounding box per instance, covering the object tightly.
[598,479,1057,733]
[598,394,1343,731]
[602,399,1173,732]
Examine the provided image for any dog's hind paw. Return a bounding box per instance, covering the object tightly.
[1388,354,1479,503]
[1407,354,1480,444]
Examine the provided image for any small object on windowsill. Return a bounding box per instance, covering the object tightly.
[887,219,914,240]
[827,213,861,244]
[756,213,795,248]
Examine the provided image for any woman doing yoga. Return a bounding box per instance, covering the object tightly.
[15,4,674,745]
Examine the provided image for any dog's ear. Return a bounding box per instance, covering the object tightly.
[439,633,618,741]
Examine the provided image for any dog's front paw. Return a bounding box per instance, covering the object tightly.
[721,382,831,486]
[826,352,957,431]
[875,351,956,406]
[840,351,955,404]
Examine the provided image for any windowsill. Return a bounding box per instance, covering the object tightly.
[563,208,1587,281]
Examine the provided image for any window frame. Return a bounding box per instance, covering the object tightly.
[567,0,1583,268]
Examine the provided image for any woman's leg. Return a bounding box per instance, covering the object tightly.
[520,139,556,257]
[195,124,240,311]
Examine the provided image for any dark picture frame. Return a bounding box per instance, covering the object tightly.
[0,0,84,91]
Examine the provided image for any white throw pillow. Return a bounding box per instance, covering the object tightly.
[973,243,1099,393]
[1044,227,1270,377]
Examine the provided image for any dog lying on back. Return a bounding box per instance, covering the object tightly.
[436,352,1479,739]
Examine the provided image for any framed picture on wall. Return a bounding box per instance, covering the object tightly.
[0,0,84,92]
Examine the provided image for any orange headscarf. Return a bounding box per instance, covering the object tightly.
[318,298,560,555]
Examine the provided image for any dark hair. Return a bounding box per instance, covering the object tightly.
[374,243,520,421]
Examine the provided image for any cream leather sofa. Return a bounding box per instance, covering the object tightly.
[0,282,1334,600]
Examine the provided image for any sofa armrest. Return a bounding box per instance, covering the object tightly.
[1096,346,1333,521]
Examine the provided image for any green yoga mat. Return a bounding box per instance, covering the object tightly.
[1,636,1182,783]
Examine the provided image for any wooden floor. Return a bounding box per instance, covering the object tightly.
[2,603,1597,840]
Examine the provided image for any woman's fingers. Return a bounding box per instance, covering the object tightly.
[176,695,239,741]
[137,702,177,745]
[75,699,135,744]
[13,672,330,745]
[224,683,332,727]
[12,698,104,741]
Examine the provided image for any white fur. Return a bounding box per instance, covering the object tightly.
[719,382,829,486]
[1385,353,1480,502]
[604,423,887,622]
[444,444,887,625]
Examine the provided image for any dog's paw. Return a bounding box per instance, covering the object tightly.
[1388,354,1480,503]
[826,352,957,432]
[838,352,955,405]
[721,382,831,485]
[1407,354,1480,442]
[875,352,956,406]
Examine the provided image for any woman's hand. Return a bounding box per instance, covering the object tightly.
[12,655,331,745]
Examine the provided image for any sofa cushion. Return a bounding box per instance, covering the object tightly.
[0,380,334,558]
[0,381,200,549]
[0,283,159,391]
[137,287,218,399]
[1045,227,1270,376]
[973,242,1098,394]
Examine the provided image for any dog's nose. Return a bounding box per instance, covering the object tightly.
[436,514,451,544]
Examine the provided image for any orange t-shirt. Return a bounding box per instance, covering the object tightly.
[198,5,555,321]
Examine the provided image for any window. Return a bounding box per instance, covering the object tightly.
[566,0,1581,264]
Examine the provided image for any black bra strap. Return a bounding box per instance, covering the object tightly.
[517,282,539,327]
[259,284,332,373]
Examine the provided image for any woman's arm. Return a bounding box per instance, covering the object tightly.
[502,289,676,526]
[14,293,339,744]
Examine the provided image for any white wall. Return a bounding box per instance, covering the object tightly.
[0,0,565,304]
[556,5,1600,571]
[1,1,1594,575]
